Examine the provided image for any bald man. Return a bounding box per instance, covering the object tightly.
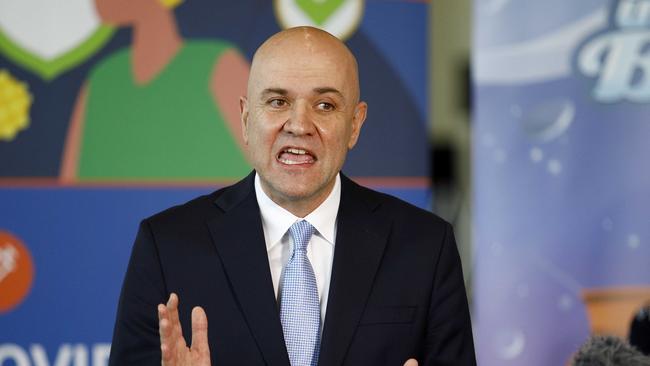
[108,27,476,366]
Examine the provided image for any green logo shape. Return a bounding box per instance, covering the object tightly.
[296,0,345,25]
[0,26,114,81]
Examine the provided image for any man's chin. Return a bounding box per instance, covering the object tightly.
[275,185,321,202]
[263,180,331,206]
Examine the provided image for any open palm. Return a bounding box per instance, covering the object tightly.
[158,293,211,366]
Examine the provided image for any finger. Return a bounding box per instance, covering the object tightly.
[167,293,182,339]
[158,303,171,340]
[190,306,210,360]
[403,358,418,366]
[158,304,174,363]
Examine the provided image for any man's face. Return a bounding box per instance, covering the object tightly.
[240,31,367,213]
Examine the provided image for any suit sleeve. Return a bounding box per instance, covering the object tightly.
[108,220,168,366]
[420,222,476,366]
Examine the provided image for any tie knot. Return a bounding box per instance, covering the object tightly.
[289,220,315,252]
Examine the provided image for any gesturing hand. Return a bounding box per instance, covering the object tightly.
[158,293,211,366]
[157,293,417,366]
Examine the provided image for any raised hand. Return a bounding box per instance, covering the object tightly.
[157,293,416,366]
[158,293,211,366]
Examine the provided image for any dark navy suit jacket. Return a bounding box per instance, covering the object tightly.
[108,172,476,365]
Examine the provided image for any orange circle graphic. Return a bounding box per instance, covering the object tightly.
[0,231,34,313]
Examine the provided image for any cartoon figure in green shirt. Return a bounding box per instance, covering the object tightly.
[61,0,250,182]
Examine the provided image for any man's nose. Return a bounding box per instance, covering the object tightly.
[283,101,315,136]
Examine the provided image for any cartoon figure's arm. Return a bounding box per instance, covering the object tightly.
[60,82,88,182]
[210,49,250,151]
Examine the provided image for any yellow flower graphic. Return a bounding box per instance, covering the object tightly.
[160,0,184,9]
[0,70,33,141]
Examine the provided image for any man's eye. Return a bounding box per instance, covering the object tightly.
[269,99,287,108]
[317,102,335,111]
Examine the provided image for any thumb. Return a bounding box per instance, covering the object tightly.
[403,359,418,366]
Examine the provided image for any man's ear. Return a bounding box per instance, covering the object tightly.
[347,101,367,149]
[240,96,249,145]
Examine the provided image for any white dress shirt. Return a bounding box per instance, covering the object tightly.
[254,173,340,325]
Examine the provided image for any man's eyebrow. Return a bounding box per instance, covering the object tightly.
[261,88,289,97]
[314,87,343,97]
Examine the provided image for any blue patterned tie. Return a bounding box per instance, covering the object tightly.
[280,220,321,366]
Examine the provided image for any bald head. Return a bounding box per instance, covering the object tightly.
[248,26,361,102]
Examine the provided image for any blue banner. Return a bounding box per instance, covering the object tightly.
[473,0,650,364]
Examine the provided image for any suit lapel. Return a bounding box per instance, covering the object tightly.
[319,175,392,366]
[206,173,290,366]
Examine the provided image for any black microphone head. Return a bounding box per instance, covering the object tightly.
[630,305,650,356]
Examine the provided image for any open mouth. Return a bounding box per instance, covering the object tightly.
[277,147,316,165]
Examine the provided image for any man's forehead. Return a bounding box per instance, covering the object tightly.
[251,68,351,100]
[257,51,339,70]
[254,41,350,72]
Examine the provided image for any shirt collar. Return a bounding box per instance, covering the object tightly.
[255,173,341,250]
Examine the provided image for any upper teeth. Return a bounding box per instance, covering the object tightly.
[286,148,307,155]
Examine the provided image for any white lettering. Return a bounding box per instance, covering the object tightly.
[0,344,30,366]
[578,31,650,102]
[616,0,650,28]
[0,343,111,366]
[0,244,19,283]
[72,344,87,366]
[31,343,74,366]
[91,344,110,366]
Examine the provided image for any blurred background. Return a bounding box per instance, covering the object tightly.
[1,0,649,365]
